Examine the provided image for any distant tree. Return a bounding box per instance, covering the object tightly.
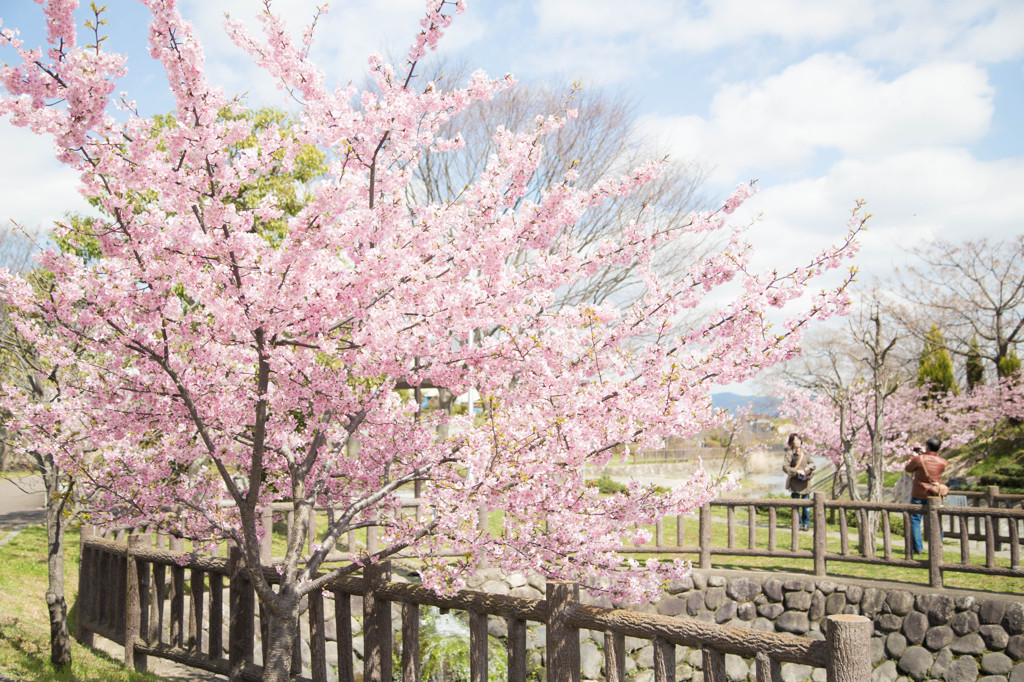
[408,60,711,314]
[917,324,957,397]
[894,236,1024,378]
[966,336,986,391]
[999,348,1022,379]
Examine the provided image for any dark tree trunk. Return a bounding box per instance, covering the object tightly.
[261,604,300,682]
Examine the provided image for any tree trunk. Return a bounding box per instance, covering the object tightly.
[40,454,71,670]
[261,605,300,682]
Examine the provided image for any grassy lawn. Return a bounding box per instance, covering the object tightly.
[0,525,162,681]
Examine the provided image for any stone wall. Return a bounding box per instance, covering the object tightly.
[459,568,1024,682]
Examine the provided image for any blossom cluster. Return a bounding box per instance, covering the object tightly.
[0,0,861,602]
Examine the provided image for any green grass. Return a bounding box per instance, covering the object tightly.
[0,525,163,681]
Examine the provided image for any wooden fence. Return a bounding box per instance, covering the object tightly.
[223,487,1024,591]
[635,492,1024,588]
[76,527,872,682]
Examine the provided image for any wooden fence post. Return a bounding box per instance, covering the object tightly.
[699,503,711,569]
[824,614,872,682]
[926,497,943,588]
[812,492,826,577]
[546,582,580,682]
[987,485,1002,551]
[228,544,254,682]
[125,534,147,671]
[76,525,96,646]
[363,560,393,682]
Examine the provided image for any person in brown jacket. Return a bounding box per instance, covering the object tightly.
[783,433,815,530]
[905,436,947,554]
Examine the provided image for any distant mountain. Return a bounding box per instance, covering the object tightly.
[711,392,780,417]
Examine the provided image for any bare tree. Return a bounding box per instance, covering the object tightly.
[893,236,1024,378]
[779,296,912,554]
[406,59,712,313]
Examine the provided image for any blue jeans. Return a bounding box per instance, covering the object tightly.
[910,497,926,553]
[791,492,810,529]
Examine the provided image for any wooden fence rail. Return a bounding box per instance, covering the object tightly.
[76,528,872,682]
[631,493,1024,588]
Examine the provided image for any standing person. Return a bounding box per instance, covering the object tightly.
[905,436,947,555]
[783,433,815,531]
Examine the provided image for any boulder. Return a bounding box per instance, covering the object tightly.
[737,602,757,621]
[1011,663,1024,682]
[715,602,738,624]
[872,660,899,682]
[924,626,954,652]
[878,614,904,633]
[726,578,761,603]
[809,592,826,622]
[956,596,978,612]
[725,654,749,682]
[1006,603,1024,635]
[1007,635,1024,661]
[886,632,908,658]
[818,580,838,595]
[862,588,886,617]
[943,656,979,682]
[704,587,727,610]
[826,593,847,616]
[980,624,1010,651]
[784,590,812,611]
[758,603,785,620]
[763,578,784,602]
[776,611,810,635]
[950,633,987,655]
[928,595,956,625]
[931,648,954,678]
[980,600,1008,625]
[981,652,1014,676]
[897,646,934,681]
[580,641,602,680]
[903,611,929,645]
[658,597,688,617]
[951,611,980,636]
[887,591,917,616]
[687,592,705,617]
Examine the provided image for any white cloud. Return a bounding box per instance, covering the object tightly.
[638,55,994,184]
[735,148,1024,278]
[0,122,92,233]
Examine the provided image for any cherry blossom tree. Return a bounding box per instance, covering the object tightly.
[0,1,861,678]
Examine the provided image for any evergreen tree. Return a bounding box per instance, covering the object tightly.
[998,348,1021,378]
[918,324,958,396]
[966,336,986,391]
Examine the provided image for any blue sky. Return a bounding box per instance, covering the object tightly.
[2,0,1023,285]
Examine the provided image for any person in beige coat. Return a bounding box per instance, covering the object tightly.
[783,433,816,530]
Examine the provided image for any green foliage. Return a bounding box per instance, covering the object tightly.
[401,608,509,682]
[978,464,1024,494]
[585,475,627,495]
[966,337,986,390]
[917,324,957,396]
[998,349,1021,379]
[59,107,326,260]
